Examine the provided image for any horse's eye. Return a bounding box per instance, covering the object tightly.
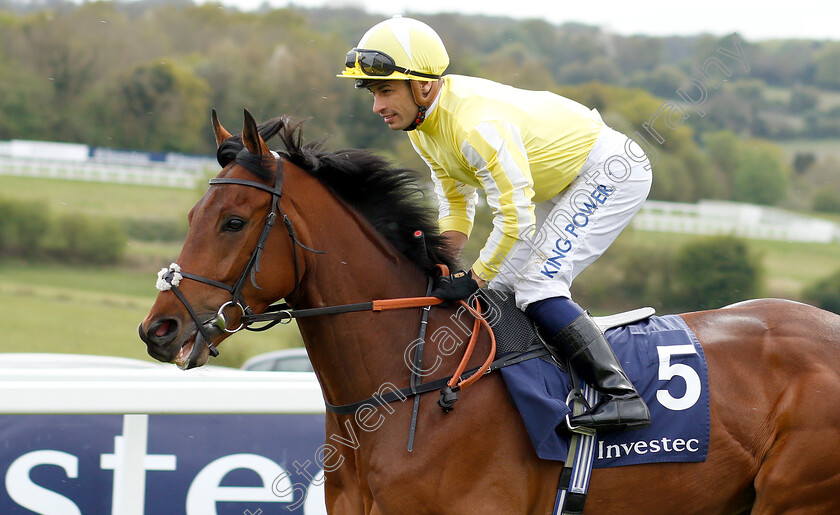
[223,217,246,232]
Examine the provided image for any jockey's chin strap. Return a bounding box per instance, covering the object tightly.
[402,79,439,131]
[155,152,325,360]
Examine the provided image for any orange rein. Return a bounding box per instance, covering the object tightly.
[371,265,497,393]
[447,297,497,390]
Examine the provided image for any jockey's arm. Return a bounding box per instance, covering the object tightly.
[441,230,468,258]
[441,230,487,287]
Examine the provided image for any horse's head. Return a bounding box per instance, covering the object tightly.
[139,109,300,369]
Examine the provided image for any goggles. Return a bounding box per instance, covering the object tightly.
[345,48,440,80]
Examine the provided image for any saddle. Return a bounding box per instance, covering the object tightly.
[478,289,655,365]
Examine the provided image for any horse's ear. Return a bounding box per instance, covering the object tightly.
[242,108,271,156]
[211,108,233,147]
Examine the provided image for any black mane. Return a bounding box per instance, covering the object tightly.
[216,116,458,276]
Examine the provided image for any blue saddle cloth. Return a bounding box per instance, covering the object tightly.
[499,314,710,469]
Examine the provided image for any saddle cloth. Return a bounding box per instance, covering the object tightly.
[480,290,710,469]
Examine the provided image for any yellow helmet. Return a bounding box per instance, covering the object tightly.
[339,16,449,86]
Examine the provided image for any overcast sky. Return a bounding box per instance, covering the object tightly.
[196,0,838,42]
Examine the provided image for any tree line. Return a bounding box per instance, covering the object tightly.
[2,0,840,314]
[2,1,839,211]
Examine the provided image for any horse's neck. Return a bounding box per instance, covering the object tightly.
[287,177,430,406]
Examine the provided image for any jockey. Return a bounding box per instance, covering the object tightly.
[339,16,653,432]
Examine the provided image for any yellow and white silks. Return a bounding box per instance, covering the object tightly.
[408,74,652,309]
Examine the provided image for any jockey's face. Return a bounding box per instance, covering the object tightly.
[368,80,417,131]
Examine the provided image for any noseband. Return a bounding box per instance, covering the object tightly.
[155,152,323,358]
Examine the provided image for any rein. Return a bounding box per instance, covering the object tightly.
[239,296,444,328]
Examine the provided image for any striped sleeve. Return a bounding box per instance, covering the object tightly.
[461,121,536,281]
[411,140,478,236]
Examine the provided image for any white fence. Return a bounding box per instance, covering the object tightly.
[0,367,324,415]
[633,199,840,243]
[0,139,215,189]
[0,157,209,189]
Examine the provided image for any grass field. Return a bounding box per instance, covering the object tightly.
[2,174,839,367]
[0,175,303,368]
[0,260,304,368]
[0,175,203,222]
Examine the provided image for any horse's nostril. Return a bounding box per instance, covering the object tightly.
[143,319,179,345]
[155,320,173,338]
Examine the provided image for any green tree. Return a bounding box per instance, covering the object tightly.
[12,4,136,141]
[793,152,816,174]
[673,236,762,310]
[812,189,840,214]
[628,65,688,99]
[89,60,211,152]
[0,57,56,139]
[747,39,816,87]
[479,41,557,91]
[559,57,621,85]
[814,43,840,90]
[615,36,663,74]
[647,153,694,202]
[0,197,50,255]
[803,269,840,315]
[789,86,819,113]
[682,146,727,200]
[49,213,127,264]
[732,140,789,205]
[734,79,766,103]
[497,19,560,68]
[704,130,741,174]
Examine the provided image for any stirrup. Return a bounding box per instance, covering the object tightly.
[565,383,596,436]
[565,413,597,436]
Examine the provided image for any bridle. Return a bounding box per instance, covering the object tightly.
[154,152,323,358]
[150,149,501,428]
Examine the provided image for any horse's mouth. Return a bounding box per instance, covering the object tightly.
[174,330,211,370]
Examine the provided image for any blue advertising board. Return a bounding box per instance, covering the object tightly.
[1,414,327,514]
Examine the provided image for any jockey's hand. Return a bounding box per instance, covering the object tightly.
[431,269,479,304]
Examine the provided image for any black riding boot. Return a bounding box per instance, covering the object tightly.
[546,312,651,432]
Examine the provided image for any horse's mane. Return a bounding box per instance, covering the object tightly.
[216,116,458,276]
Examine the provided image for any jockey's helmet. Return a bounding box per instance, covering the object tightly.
[338,16,449,88]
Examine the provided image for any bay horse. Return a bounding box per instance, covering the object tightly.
[139,110,840,514]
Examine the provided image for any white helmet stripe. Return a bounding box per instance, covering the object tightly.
[358,16,414,59]
[388,16,413,60]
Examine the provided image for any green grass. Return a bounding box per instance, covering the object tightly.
[0,261,304,369]
[0,175,204,222]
